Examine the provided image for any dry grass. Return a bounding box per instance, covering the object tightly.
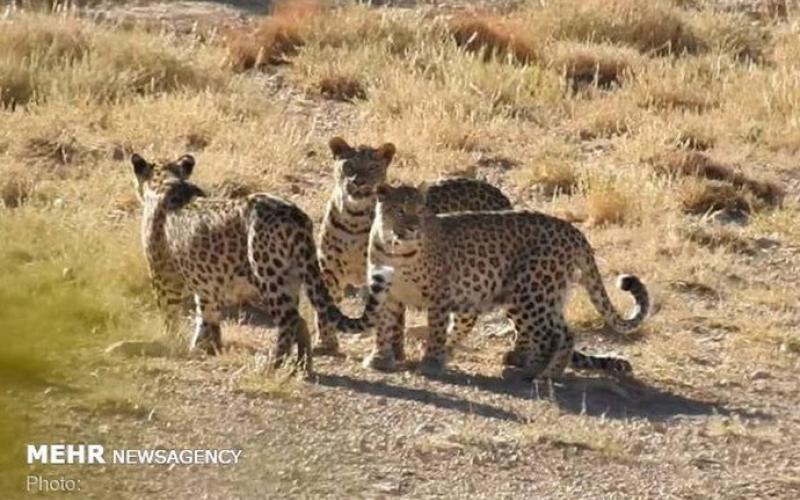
[680,224,756,254]
[317,74,367,102]
[674,122,716,151]
[539,0,767,61]
[585,186,632,226]
[548,41,641,91]
[680,182,753,215]
[448,11,539,64]
[632,63,719,112]
[0,14,225,107]
[2,5,800,495]
[571,96,639,139]
[521,425,626,459]
[547,0,704,55]
[651,151,785,208]
[225,0,323,71]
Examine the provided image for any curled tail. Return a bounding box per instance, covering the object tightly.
[333,265,393,333]
[571,350,632,374]
[578,251,649,334]
[301,232,392,334]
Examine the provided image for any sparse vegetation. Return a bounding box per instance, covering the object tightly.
[1,1,799,497]
[317,74,367,102]
[226,0,322,70]
[448,11,540,64]
[548,41,641,91]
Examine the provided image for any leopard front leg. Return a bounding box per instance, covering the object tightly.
[418,306,449,376]
[363,298,405,372]
[152,277,188,335]
[191,294,223,355]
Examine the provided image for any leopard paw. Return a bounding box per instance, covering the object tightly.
[362,350,397,372]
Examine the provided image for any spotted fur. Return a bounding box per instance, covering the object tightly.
[131,153,392,373]
[315,136,513,355]
[364,184,649,379]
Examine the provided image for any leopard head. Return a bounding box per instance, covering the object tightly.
[328,136,395,204]
[131,153,205,209]
[375,183,431,242]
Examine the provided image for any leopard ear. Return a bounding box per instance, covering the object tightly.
[131,153,151,179]
[175,154,195,179]
[376,183,392,201]
[377,142,396,163]
[329,136,353,159]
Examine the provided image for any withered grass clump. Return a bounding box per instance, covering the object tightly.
[640,89,716,112]
[675,128,715,151]
[548,42,640,91]
[528,164,579,197]
[680,182,752,215]
[1,168,37,208]
[681,226,756,255]
[0,14,225,106]
[652,152,784,208]
[551,0,704,56]
[317,74,367,102]
[448,12,539,64]
[226,0,323,71]
[585,187,631,226]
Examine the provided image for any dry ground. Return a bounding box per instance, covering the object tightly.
[1,0,799,498]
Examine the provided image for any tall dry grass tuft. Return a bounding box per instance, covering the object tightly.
[651,151,784,208]
[448,11,540,64]
[548,0,704,55]
[680,182,752,215]
[0,14,226,107]
[317,74,366,102]
[226,0,324,71]
[585,186,632,226]
[548,41,641,91]
[529,0,766,62]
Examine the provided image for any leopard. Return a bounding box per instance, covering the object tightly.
[131,152,393,373]
[315,136,512,356]
[364,183,649,380]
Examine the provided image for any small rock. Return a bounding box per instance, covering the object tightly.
[750,369,771,381]
[62,267,75,281]
[105,340,168,358]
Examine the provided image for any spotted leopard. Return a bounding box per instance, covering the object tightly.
[131,153,392,373]
[315,136,512,355]
[365,183,649,379]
